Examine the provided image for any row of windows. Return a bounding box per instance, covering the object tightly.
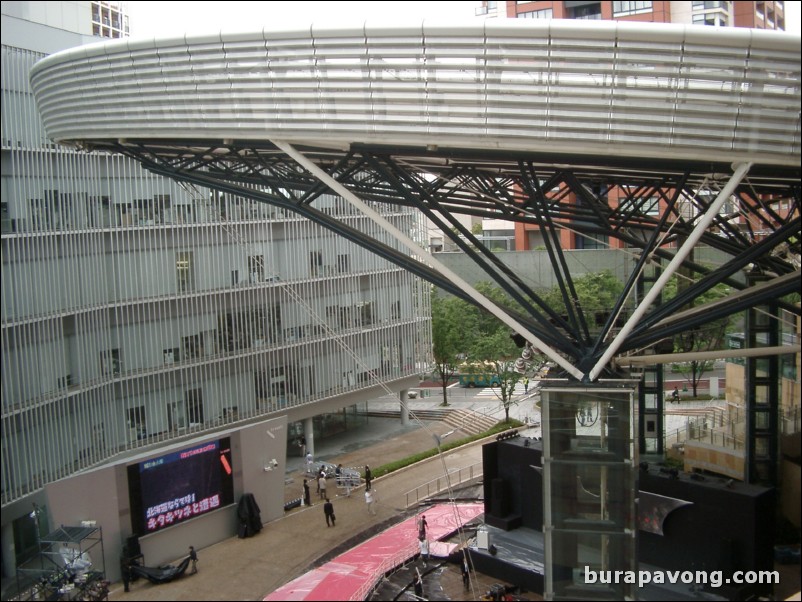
[1,41,433,506]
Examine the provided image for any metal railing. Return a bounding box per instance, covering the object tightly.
[404,462,483,508]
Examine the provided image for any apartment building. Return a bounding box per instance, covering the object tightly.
[1,1,431,583]
[479,0,786,29]
[471,1,790,251]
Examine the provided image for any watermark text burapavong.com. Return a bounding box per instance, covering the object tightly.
[584,566,780,589]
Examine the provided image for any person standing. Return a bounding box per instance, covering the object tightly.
[120,555,131,592]
[306,451,313,468]
[323,498,335,527]
[365,488,376,515]
[461,557,470,590]
[364,465,372,491]
[413,569,423,598]
[523,376,529,393]
[303,479,311,507]
[671,386,680,403]
[418,537,429,566]
[188,546,198,574]
[417,514,428,539]
[318,473,327,500]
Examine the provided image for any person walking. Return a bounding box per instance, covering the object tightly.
[418,536,429,566]
[671,386,680,403]
[188,546,198,574]
[461,557,470,590]
[523,376,529,393]
[303,479,311,507]
[365,488,376,515]
[364,465,372,491]
[318,473,327,500]
[417,514,428,539]
[306,451,313,468]
[323,498,335,527]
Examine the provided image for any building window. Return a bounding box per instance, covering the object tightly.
[182,334,203,360]
[127,406,146,440]
[100,349,121,375]
[518,8,553,18]
[176,251,194,292]
[310,251,322,277]
[692,0,729,9]
[249,255,264,283]
[167,400,186,431]
[186,389,204,426]
[567,3,602,19]
[576,233,608,250]
[612,1,653,16]
[692,13,729,26]
[163,347,179,364]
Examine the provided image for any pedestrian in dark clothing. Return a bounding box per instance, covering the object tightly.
[671,386,680,403]
[189,546,198,574]
[120,555,131,592]
[324,498,335,527]
[303,479,311,507]
[461,557,470,589]
[413,571,424,598]
[364,465,372,491]
[418,514,428,539]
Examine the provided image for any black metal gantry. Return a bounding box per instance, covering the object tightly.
[94,138,799,474]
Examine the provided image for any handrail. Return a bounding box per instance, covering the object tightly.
[403,462,483,509]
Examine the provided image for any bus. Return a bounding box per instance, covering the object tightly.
[458,373,501,388]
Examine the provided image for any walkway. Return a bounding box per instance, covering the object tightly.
[265,503,484,601]
[109,412,537,602]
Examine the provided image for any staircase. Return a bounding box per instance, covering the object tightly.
[442,408,499,437]
[364,408,499,437]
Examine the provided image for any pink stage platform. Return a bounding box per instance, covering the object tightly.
[264,503,483,601]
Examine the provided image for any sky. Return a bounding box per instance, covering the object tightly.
[126,1,801,38]
[126,1,479,38]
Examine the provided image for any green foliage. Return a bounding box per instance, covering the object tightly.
[431,293,479,405]
[368,419,523,479]
[542,270,624,318]
[663,276,733,395]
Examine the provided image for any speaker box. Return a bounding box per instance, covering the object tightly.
[491,478,508,517]
[126,535,141,558]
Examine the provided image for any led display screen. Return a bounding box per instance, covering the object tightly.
[127,437,234,535]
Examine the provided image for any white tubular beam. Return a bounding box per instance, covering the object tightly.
[616,345,801,368]
[588,161,753,382]
[273,139,585,381]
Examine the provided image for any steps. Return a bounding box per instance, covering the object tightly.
[442,409,498,437]
[363,408,498,437]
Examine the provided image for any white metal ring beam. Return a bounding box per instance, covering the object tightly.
[588,161,753,382]
[272,139,585,381]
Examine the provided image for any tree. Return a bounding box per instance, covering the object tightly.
[664,277,732,397]
[431,293,476,406]
[471,328,524,422]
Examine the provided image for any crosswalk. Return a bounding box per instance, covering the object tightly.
[474,382,533,397]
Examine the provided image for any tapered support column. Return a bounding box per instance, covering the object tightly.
[304,418,315,460]
[400,390,410,426]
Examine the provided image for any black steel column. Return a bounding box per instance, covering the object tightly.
[744,271,780,485]
[637,261,665,458]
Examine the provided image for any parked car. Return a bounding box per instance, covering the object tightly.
[304,462,361,486]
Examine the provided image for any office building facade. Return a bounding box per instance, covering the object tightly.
[1,1,431,581]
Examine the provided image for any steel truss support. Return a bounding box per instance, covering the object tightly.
[104,139,800,384]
